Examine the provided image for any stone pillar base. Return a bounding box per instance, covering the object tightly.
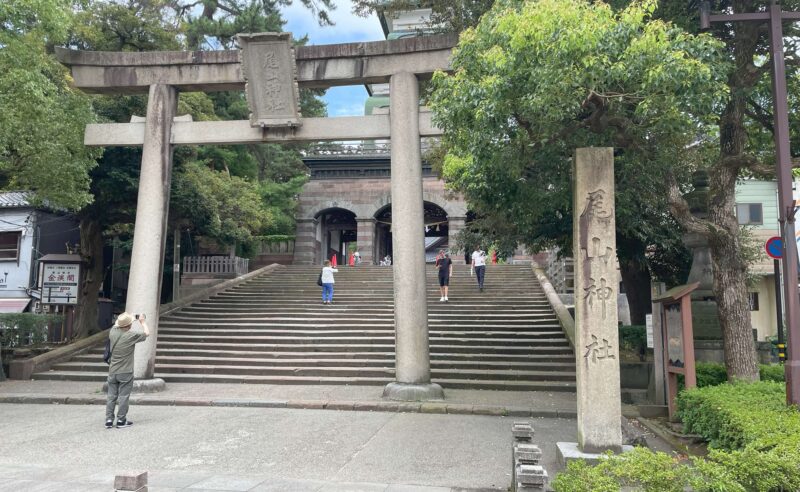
[382,382,444,401]
[556,442,632,467]
[103,378,166,394]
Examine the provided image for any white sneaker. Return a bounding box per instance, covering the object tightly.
[444,296,448,302]
[439,297,445,302]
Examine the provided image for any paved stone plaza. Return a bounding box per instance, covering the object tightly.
[0,398,577,491]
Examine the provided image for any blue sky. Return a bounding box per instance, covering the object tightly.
[281,1,386,117]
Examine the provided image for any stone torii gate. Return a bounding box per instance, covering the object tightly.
[56,34,455,400]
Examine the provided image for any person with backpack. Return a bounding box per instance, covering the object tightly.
[105,312,150,429]
[321,260,338,304]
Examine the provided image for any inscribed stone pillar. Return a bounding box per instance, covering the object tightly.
[356,218,376,265]
[447,216,467,264]
[573,147,622,452]
[130,84,177,384]
[293,218,318,265]
[383,71,443,401]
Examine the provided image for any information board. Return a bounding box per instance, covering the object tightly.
[42,263,79,304]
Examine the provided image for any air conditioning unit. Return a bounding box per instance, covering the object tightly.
[41,304,50,313]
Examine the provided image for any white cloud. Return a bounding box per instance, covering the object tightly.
[281,0,385,45]
[280,2,384,118]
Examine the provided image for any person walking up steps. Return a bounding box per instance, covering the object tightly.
[105,312,150,429]
[471,248,487,292]
[321,260,338,305]
[436,250,453,302]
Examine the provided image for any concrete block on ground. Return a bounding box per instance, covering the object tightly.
[513,443,542,465]
[114,471,147,491]
[515,464,547,489]
[512,421,534,442]
[556,441,634,467]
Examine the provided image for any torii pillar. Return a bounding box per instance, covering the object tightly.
[130,84,177,390]
[382,71,444,401]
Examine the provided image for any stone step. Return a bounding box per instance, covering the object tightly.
[155,329,567,340]
[74,353,576,371]
[85,347,575,363]
[31,263,576,392]
[150,341,573,355]
[154,334,570,346]
[31,371,576,392]
[50,361,575,382]
[159,320,562,329]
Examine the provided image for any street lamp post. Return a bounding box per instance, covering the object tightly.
[701,0,800,406]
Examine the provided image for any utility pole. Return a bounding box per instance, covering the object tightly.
[701,1,800,405]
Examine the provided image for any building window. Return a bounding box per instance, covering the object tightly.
[736,203,763,225]
[748,292,760,311]
[0,231,21,260]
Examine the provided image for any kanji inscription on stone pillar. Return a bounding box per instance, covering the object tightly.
[237,32,301,129]
[573,147,622,452]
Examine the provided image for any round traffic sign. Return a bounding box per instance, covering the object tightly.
[766,236,783,259]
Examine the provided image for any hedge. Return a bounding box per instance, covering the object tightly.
[552,382,800,491]
[683,362,785,389]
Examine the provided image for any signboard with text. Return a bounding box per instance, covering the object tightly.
[42,263,80,304]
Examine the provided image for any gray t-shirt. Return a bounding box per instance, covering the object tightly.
[108,326,148,375]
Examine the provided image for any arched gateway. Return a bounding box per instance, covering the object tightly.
[56,33,456,401]
[295,152,468,265]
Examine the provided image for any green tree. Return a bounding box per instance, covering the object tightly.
[0,0,100,210]
[428,0,734,356]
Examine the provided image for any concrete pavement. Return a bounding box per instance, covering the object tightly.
[0,380,578,418]
[0,403,578,491]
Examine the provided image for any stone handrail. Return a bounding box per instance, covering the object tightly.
[531,262,576,349]
[8,263,284,379]
[183,256,249,275]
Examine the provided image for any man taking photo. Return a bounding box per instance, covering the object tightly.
[105,312,150,429]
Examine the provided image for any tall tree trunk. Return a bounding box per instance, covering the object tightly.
[666,1,761,382]
[72,218,104,339]
[619,258,651,326]
[703,9,760,381]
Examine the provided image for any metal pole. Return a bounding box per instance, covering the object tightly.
[774,258,786,361]
[767,0,800,406]
[172,226,180,302]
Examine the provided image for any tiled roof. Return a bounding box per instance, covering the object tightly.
[0,192,32,208]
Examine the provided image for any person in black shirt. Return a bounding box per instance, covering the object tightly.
[436,251,453,302]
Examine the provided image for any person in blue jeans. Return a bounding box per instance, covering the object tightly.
[321,259,338,304]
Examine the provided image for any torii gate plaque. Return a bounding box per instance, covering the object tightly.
[238,32,302,130]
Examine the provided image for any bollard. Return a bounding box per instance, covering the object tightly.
[516,464,548,491]
[115,471,148,492]
[512,421,534,442]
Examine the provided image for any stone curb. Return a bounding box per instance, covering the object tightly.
[0,393,576,418]
[635,417,692,455]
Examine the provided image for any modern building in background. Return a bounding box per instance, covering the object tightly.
[0,192,80,314]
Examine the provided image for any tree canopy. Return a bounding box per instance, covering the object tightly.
[0,0,100,210]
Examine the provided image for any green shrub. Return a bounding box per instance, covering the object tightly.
[682,362,785,389]
[760,364,785,382]
[554,383,800,491]
[0,313,62,349]
[551,447,750,492]
[618,325,645,352]
[695,361,729,387]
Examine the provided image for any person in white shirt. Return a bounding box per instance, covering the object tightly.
[321,260,339,304]
[471,248,487,292]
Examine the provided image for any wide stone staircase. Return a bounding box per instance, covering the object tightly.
[33,264,576,391]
